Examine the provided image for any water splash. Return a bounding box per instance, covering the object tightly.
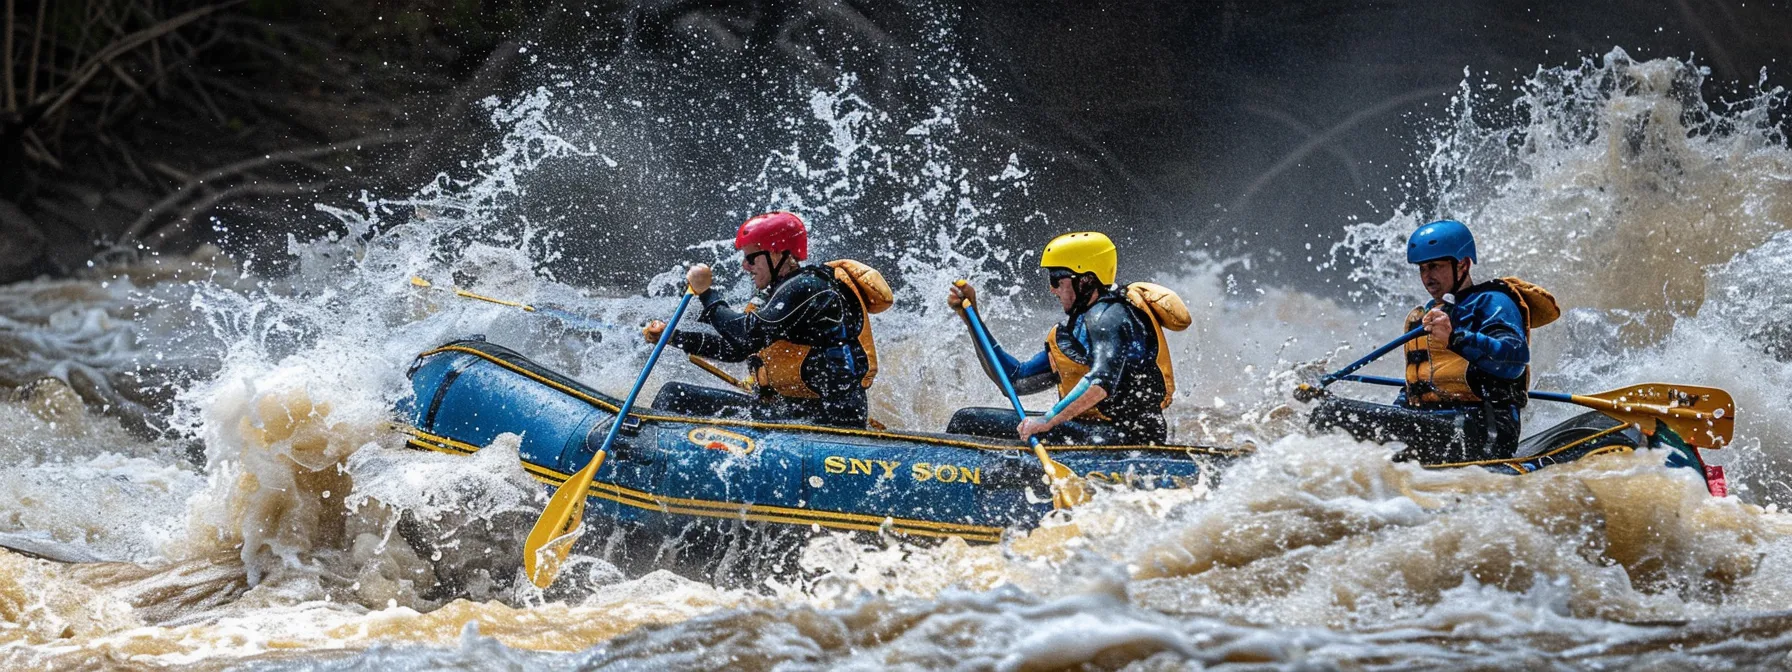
[1334,47,1792,496]
[2,40,1792,670]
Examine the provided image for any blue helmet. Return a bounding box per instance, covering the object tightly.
[1406,220,1476,264]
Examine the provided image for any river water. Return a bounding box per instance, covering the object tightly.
[2,43,1791,670]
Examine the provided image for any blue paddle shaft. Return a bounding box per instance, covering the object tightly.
[1339,373,1403,388]
[962,302,1043,447]
[1338,373,1573,403]
[1320,326,1427,386]
[1321,294,1457,387]
[590,291,696,462]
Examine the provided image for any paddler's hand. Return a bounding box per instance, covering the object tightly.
[947,282,977,314]
[1017,417,1053,442]
[1422,307,1453,345]
[686,264,713,295]
[642,320,667,344]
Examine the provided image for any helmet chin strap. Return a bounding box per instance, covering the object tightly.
[1065,275,1101,315]
[1451,259,1470,294]
[772,252,798,278]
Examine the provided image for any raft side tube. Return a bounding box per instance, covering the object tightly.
[400,339,1234,541]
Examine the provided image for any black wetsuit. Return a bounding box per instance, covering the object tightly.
[955,287,1168,444]
[657,266,869,428]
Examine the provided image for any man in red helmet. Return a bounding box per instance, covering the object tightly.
[643,211,879,428]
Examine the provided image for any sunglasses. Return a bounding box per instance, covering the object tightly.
[1045,268,1077,289]
[744,250,777,268]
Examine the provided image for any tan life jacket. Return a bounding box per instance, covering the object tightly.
[751,260,891,399]
[1043,282,1189,420]
[1402,277,1558,406]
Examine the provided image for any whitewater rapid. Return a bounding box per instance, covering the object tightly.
[2,47,1791,669]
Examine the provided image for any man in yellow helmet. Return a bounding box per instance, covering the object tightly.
[946,232,1186,445]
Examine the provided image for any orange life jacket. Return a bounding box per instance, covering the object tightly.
[1402,277,1558,407]
[751,260,892,398]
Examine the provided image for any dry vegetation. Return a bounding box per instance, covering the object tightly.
[0,0,578,280]
[1,0,1786,286]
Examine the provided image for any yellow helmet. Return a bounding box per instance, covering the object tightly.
[1040,232,1117,285]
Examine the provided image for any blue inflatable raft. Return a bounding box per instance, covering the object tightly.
[397,338,1245,551]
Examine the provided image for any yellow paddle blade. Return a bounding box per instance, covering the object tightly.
[1573,383,1734,449]
[1032,444,1092,508]
[523,450,606,588]
[409,276,432,288]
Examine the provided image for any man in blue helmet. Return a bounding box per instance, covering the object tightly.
[1308,220,1558,463]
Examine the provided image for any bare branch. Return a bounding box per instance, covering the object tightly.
[24,0,43,101]
[149,21,162,97]
[100,38,205,128]
[145,178,346,249]
[149,161,191,182]
[178,66,226,126]
[38,2,52,97]
[105,60,146,97]
[216,28,332,82]
[20,128,60,169]
[38,1,241,123]
[5,0,15,112]
[98,132,156,188]
[126,133,419,240]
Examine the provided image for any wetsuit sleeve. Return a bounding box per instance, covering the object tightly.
[698,272,845,353]
[977,341,1055,396]
[670,324,752,362]
[1079,303,1135,391]
[1011,350,1056,395]
[1449,293,1529,380]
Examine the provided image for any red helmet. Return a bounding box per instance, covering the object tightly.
[735,211,808,261]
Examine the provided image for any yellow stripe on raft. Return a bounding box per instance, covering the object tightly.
[401,429,1006,543]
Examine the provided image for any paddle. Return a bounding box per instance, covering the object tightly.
[1294,294,1453,401]
[684,353,889,429]
[955,280,1090,509]
[523,287,697,589]
[410,275,746,392]
[1321,326,1427,386]
[687,354,753,393]
[408,276,624,333]
[1335,373,1735,449]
